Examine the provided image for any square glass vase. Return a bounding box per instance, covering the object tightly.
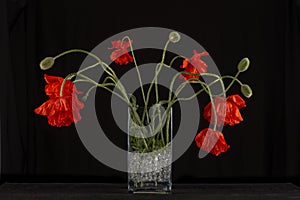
[127,106,172,193]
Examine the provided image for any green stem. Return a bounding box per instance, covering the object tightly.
[54,49,100,61]
[54,48,150,150]
[142,40,171,124]
[75,74,129,104]
[155,40,171,103]
[169,55,186,67]
[206,84,218,131]
[82,85,97,99]
[167,71,209,103]
[121,37,152,134]
[59,73,77,97]
[198,72,226,96]
[54,49,117,82]
[165,108,171,144]
[122,36,146,104]
[77,62,101,74]
[223,73,242,92]
[160,72,227,134]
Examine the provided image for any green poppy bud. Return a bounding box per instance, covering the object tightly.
[238,57,250,72]
[169,32,181,43]
[40,57,54,70]
[241,84,253,98]
[81,95,88,102]
[129,94,137,104]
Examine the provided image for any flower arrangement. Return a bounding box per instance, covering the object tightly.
[34,31,252,157]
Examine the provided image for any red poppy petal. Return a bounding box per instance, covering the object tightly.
[109,40,122,49]
[109,40,133,49]
[44,74,63,83]
[34,99,55,116]
[35,95,84,127]
[180,59,190,69]
[226,102,243,126]
[227,94,246,108]
[195,128,230,156]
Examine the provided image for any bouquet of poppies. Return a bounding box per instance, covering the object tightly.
[34,31,252,156]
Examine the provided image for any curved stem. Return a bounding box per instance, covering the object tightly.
[153,71,241,135]
[53,49,117,82]
[103,76,118,85]
[168,72,182,102]
[142,40,171,122]
[74,76,129,104]
[155,40,171,103]
[82,85,98,100]
[222,73,242,92]
[145,41,171,106]
[54,49,120,99]
[172,74,242,102]
[73,79,89,83]
[167,71,209,103]
[60,73,77,97]
[77,62,100,74]
[198,72,226,97]
[122,36,146,104]
[205,84,218,130]
[54,49,100,61]
[169,55,186,67]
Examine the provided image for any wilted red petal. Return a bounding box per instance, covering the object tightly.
[110,49,133,65]
[180,63,200,81]
[109,40,133,65]
[227,94,246,108]
[195,128,230,156]
[203,94,246,127]
[35,74,84,127]
[109,40,133,49]
[44,74,82,98]
[35,96,84,127]
[180,50,209,81]
[34,99,56,116]
[203,97,226,127]
[44,74,63,83]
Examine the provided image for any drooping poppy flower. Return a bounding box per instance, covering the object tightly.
[203,94,246,127]
[34,96,84,127]
[195,128,230,156]
[34,74,84,127]
[180,50,209,81]
[109,40,133,65]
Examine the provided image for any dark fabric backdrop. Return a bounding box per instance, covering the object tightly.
[0,0,300,183]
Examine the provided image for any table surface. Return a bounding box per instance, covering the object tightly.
[0,183,299,200]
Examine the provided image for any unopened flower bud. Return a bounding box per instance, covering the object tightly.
[40,57,54,70]
[169,32,181,43]
[241,84,252,98]
[238,57,250,72]
[81,95,88,102]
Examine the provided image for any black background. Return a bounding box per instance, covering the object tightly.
[0,0,300,184]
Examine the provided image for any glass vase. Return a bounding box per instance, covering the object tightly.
[127,105,172,193]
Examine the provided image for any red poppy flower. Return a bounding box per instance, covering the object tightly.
[180,50,209,81]
[34,96,84,127]
[109,40,133,65]
[34,74,84,127]
[195,128,230,156]
[203,94,246,127]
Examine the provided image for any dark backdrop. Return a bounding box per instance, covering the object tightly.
[1,0,300,183]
